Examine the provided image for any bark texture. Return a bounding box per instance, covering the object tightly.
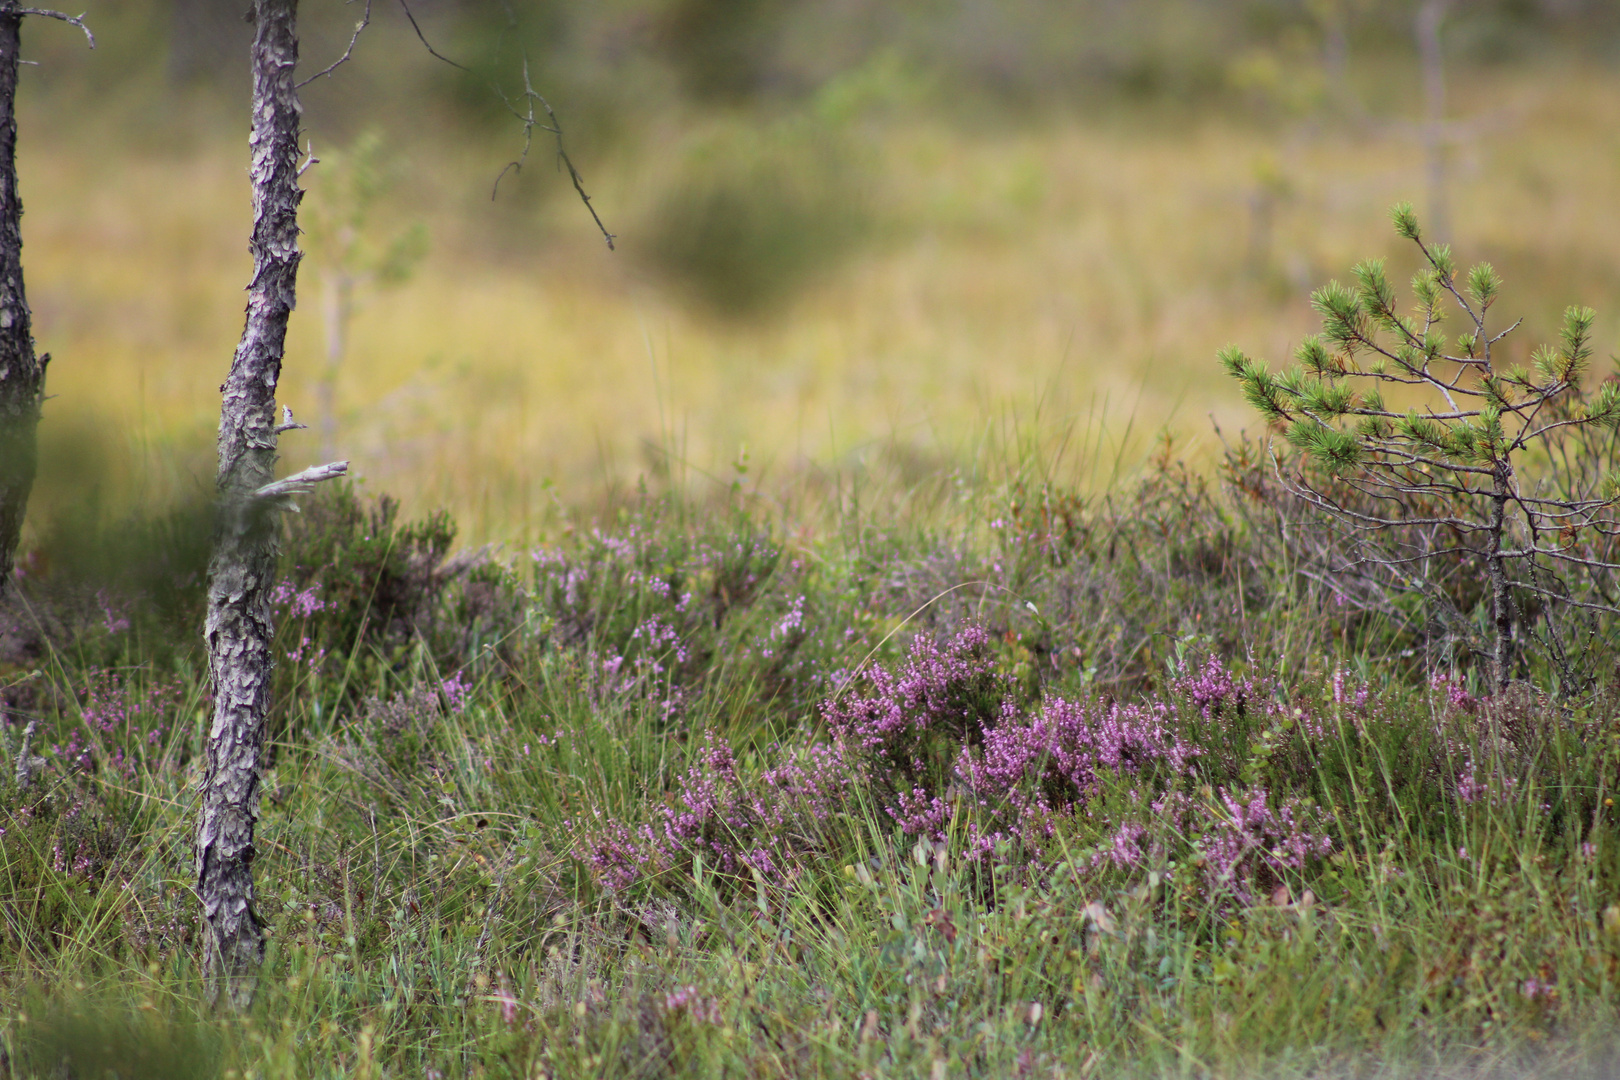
[197,0,302,1012]
[0,9,43,599]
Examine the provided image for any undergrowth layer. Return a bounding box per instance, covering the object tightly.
[4,456,1620,1079]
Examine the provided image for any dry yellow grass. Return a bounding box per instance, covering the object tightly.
[19,59,1620,542]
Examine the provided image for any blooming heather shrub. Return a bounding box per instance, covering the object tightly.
[586,625,1334,902]
[532,513,781,653]
[824,624,1013,788]
[952,695,1196,851]
[872,458,1282,702]
[1088,787,1332,904]
[585,733,861,890]
[51,669,187,781]
[0,677,177,925]
[944,653,1332,897]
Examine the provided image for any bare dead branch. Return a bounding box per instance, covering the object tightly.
[389,3,615,251]
[10,7,92,47]
[395,0,468,72]
[254,460,349,502]
[492,57,615,249]
[296,0,371,88]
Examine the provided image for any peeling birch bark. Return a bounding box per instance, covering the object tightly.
[197,0,331,1012]
[0,8,44,599]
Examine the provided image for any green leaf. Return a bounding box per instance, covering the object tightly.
[1478,405,1505,459]
[1300,379,1355,417]
[1588,380,1620,427]
[1217,345,1251,380]
[1356,414,1391,440]
[1447,422,1478,461]
[1276,366,1308,396]
[1312,281,1365,351]
[1398,411,1446,451]
[1479,376,1511,409]
[1235,365,1291,422]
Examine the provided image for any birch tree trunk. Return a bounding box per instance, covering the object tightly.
[0,8,44,600]
[196,0,303,1011]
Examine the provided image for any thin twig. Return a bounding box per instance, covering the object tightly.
[296,0,372,88]
[295,138,319,179]
[493,57,615,249]
[395,0,468,72]
[391,2,615,250]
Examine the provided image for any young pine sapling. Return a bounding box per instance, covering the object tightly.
[1220,204,1620,691]
[304,129,427,464]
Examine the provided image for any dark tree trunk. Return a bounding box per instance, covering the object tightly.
[0,9,44,600]
[197,0,303,1011]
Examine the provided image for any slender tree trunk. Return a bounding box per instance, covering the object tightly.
[1319,0,1350,112]
[318,271,351,464]
[1487,476,1513,691]
[1416,0,1450,243]
[0,9,44,600]
[197,0,302,1011]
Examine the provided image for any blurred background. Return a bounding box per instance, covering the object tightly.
[13,0,1620,543]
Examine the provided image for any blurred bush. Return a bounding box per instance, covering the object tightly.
[638,116,873,318]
